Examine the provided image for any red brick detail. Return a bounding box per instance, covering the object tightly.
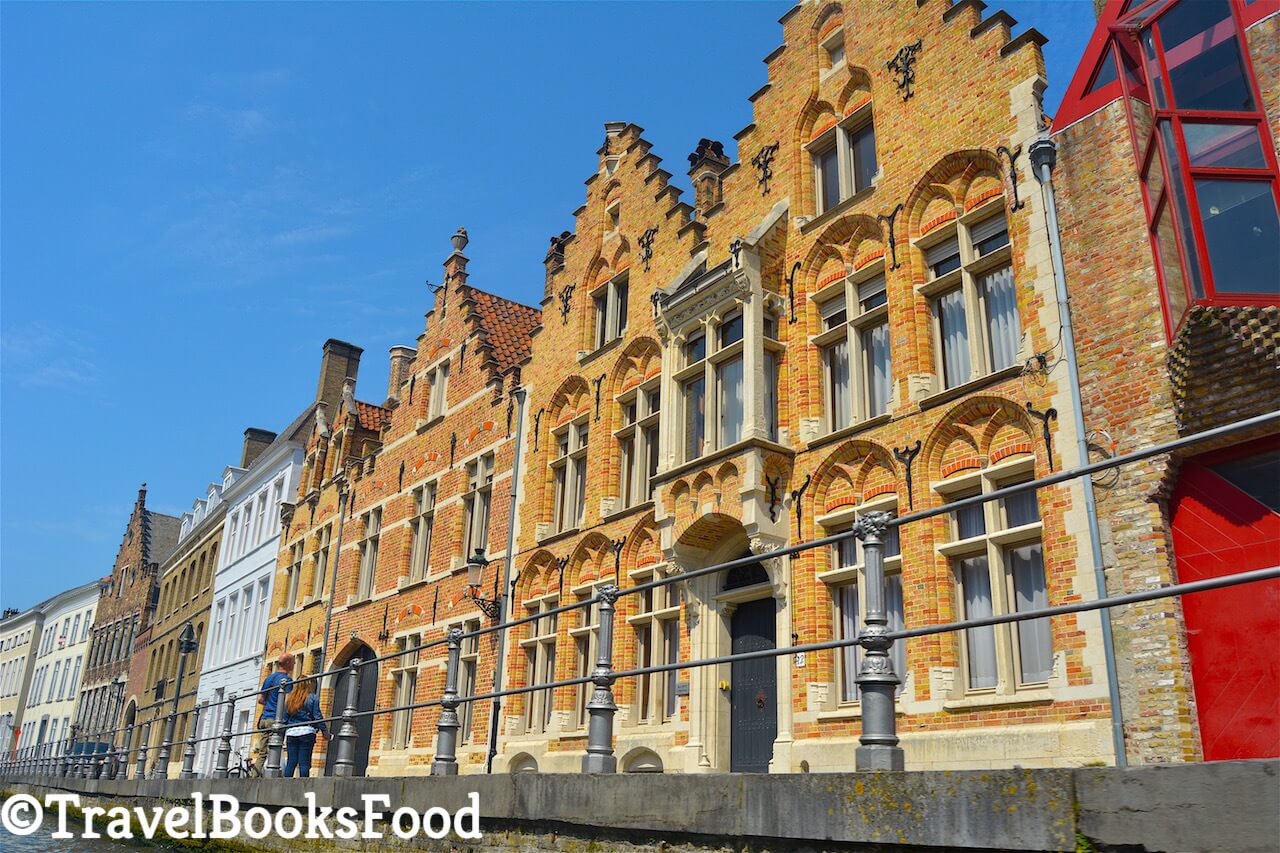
[990,441,1035,464]
[941,456,982,478]
[965,186,1004,210]
[854,247,886,270]
[921,210,957,235]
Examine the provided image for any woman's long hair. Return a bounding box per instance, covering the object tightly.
[284,675,315,716]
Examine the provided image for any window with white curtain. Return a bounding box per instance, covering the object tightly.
[937,456,1051,692]
[390,633,420,749]
[819,496,905,703]
[814,267,892,433]
[631,566,682,723]
[616,379,660,509]
[923,206,1020,389]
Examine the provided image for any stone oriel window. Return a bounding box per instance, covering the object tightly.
[918,204,1019,389]
[935,456,1050,692]
[813,266,892,433]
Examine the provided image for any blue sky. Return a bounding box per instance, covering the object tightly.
[0,1,1094,611]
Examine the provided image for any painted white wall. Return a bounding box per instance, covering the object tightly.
[193,444,303,774]
[19,583,98,760]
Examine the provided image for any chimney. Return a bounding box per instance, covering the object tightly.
[316,338,363,414]
[386,346,417,403]
[545,230,571,299]
[445,227,469,288]
[688,139,731,215]
[241,428,277,468]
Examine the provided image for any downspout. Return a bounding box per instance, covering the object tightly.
[1029,137,1128,766]
[487,386,527,773]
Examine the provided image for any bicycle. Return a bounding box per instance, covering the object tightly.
[226,748,261,778]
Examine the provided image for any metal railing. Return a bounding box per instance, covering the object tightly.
[3,410,1277,779]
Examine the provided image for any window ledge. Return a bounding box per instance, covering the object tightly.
[805,413,893,453]
[416,414,445,433]
[816,705,862,721]
[942,688,1053,711]
[653,436,795,484]
[602,500,654,524]
[397,575,431,593]
[919,365,1023,410]
[537,527,581,548]
[800,182,878,235]
[578,335,624,367]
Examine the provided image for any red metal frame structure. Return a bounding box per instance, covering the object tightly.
[1053,0,1280,339]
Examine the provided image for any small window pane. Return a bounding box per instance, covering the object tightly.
[1184,122,1267,170]
[684,334,706,365]
[981,266,1020,371]
[971,215,1010,257]
[1157,0,1255,113]
[959,557,997,690]
[1195,178,1280,296]
[1084,45,1120,94]
[1002,487,1040,527]
[817,145,840,212]
[849,122,877,192]
[719,314,744,348]
[926,238,962,279]
[824,339,851,431]
[862,321,891,417]
[1159,121,1205,298]
[857,275,887,311]
[954,502,986,540]
[1153,203,1189,323]
[820,295,848,330]
[936,288,971,388]
[1011,544,1052,684]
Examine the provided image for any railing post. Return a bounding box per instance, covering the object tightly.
[91,743,106,779]
[153,712,176,778]
[332,658,363,778]
[135,723,150,780]
[118,724,133,781]
[263,680,288,778]
[432,628,464,776]
[60,736,72,777]
[852,510,904,771]
[181,703,202,779]
[104,740,117,780]
[214,695,235,779]
[582,583,620,774]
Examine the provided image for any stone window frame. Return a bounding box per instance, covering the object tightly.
[356,506,382,602]
[457,616,481,744]
[408,481,438,583]
[284,540,304,612]
[462,453,495,558]
[592,272,630,351]
[933,454,1052,698]
[311,522,332,602]
[915,197,1020,391]
[820,28,846,76]
[673,308,748,463]
[389,630,422,750]
[807,100,879,216]
[550,417,589,534]
[816,494,905,707]
[520,593,560,734]
[811,261,893,435]
[615,375,661,510]
[569,580,603,730]
[626,564,682,725]
[426,358,451,421]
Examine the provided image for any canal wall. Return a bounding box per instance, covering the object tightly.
[2,760,1277,852]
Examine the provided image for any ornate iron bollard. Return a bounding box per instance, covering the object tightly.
[214,694,236,779]
[332,658,363,778]
[582,584,621,773]
[263,680,288,777]
[432,628,464,775]
[852,511,904,771]
[135,723,151,781]
[181,703,202,779]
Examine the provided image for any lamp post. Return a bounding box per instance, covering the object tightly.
[465,548,503,620]
[156,621,199,778]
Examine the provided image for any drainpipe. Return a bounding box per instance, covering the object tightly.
[1029,137,1128,767]
[486,386,527,774]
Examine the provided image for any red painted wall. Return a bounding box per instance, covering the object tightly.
[1171,443,1280,760]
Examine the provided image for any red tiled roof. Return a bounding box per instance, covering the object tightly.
[355,400,389,431]
[468,288,541,374]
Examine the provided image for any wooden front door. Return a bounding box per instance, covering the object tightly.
[729,597,777,772]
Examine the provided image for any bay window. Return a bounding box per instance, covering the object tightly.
[1123,0,1280,335]
[810,105,879,215]
[617,379,660,509]
[935,457,1052,692]
[920,206,1020,389]
[551,421,588,532]
[814,267,892,433]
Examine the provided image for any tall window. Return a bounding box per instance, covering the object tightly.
[571,585,601,728]
[458,618,480,743]
[427,360,450,419]
[462,454,494,556]
[253,493,267,548]
[1126,0,1280,335]
[227,513,240,559]
[816,269,892,432]
[285,542,304,610]
[937,457,1051,691]
[764,314,781,441]
[357,508,381,600]
[677,312,747,462]
[922,207,1019,389]
[390,633,420,749]
[810,106,878,215]
[632,566,681,722]
[552,421,588,533]
[617,379,661,508]
[409,482,437,581]
[593,274,629,349]
[312,524,332,600]
[679,332,707,461]
[820,498,904,703]
[522,595,558,732]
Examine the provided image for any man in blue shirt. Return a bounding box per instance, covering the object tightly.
[253,652,294,765]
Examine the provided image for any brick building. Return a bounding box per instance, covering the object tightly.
[75,486,180,752]
[1049,0,1279,764]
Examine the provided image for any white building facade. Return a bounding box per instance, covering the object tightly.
[0,607,43,760]
[193,427,305,774]
[18,582,99,764]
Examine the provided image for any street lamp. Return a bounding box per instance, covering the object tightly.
[465,548,503,620]
[155,621,198,777]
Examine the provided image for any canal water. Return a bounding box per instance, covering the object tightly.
[3,814,178,851]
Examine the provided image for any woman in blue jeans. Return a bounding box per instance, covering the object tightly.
[282,676,328,778]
